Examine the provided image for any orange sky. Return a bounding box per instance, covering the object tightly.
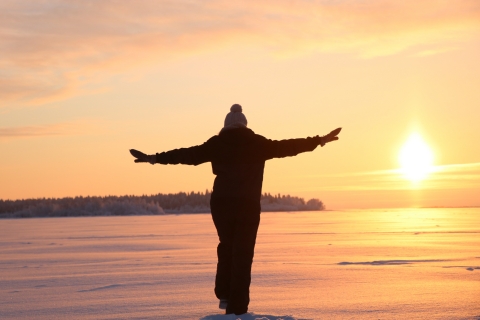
[1,1,480,209]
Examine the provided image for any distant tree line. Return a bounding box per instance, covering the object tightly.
[0,191,325,218]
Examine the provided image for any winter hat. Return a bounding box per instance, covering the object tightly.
[223,104,248,130]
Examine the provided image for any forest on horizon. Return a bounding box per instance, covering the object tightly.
[0,191,325,218]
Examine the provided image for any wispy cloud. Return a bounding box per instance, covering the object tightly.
[1,0,479,106]
[308,162,480,191]
[0,120,98,141]
[433,162,480,172]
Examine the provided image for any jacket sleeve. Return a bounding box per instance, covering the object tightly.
[262,136,323,160]
[155,141,212,166]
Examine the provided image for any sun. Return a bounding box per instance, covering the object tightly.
[399,133,434,182]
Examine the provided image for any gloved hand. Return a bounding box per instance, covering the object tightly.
[130,149,156,164]
[320,127,342,146]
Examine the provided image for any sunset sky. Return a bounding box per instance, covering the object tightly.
[1,0,479,209]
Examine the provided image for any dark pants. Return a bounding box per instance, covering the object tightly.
[210,197,261,315]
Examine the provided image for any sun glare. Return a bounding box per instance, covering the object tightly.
[399,133,434,183]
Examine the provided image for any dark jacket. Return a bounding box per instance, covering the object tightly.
[156,128,322,202]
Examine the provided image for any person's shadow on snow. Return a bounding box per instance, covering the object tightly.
[200,313,308,320]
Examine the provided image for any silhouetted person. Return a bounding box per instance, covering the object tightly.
[130,104,341,315]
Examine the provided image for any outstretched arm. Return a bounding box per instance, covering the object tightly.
[263,127,341,159]
[130,142,212,166]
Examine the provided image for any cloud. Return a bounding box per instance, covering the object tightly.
[1,0,479,106]
[311,162,480,191]
[0,120,98,141]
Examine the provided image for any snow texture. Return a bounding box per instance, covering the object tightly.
[200,313,301,320]
[1,208,480,319]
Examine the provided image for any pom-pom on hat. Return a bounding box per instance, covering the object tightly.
[223,104,248,130]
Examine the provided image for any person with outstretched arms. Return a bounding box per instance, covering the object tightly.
[130,104,341,315]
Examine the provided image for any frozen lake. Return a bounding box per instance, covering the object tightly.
[1,208,480,319]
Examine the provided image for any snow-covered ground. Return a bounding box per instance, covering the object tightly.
[1,208,479,319]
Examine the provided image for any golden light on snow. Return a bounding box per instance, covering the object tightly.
[399,133,434,183]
